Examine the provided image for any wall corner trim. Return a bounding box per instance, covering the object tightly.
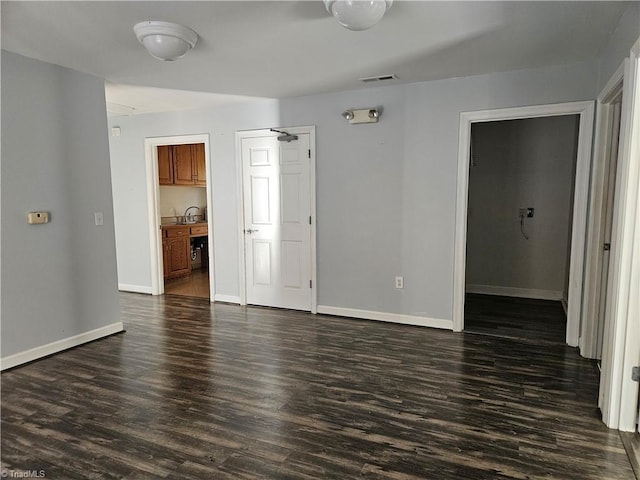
[118,283,154,295]
[317,306,453,330]
[0,322,125,371]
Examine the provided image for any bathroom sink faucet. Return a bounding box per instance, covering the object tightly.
[184,206,200,223]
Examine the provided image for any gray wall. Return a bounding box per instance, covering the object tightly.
[597,2,640,90]
[465,116,579,296]
[279,62,597,320]
[1,51,121,357]
[108,100,281,295]
[110,60,598,322]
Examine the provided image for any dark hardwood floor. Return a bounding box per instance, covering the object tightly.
[164,268,210,299]
[621,432,640,480]
[1,293,634,479]
[464,294,567,345]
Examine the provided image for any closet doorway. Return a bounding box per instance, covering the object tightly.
[463,115,580,344]
[452,101,595,348]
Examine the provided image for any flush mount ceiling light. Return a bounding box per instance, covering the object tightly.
[133,21,198,61]
[324,0,393,31]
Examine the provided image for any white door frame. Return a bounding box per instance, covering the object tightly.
[452,101,595,349]
[581,64,625,359]
[144,133,215,300]
[599,37,640,431]
[235,126,317,313]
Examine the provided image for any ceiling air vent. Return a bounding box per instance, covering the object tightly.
[359,74,398,83]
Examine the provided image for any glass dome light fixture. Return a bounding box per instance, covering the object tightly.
[133,21,198,61]
[324,0,393,31]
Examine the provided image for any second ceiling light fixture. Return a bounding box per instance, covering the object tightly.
[324,0,393,31]
[135,1,392,61]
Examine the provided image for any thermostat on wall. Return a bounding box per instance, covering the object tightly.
[27,212,49,224]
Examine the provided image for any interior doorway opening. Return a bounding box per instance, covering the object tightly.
[157,142,209,299]
[453,101,595,348]
[144,134,215,301]
[463,116,580,344]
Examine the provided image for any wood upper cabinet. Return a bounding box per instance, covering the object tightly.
[157,143,206,187]
[157,145,174,185]
[173,144,196,185]
[192,143,206,186]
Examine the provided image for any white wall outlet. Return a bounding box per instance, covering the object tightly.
[94,212,104,226]
[395,276,404,289]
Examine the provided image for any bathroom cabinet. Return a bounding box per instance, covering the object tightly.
[158,143,206,187]
[162,225,191,279]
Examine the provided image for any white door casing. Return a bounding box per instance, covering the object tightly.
[595,99,622,360]
[582,64,625,360]
[237,127,316,312]
[453,101,595,348]
[599,37,640,431]
[144,134,215,300]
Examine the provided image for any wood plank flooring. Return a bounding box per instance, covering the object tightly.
[1,293,634,479]
[464,294,567,345]
[164,268,210,299]
[621,432,640,480]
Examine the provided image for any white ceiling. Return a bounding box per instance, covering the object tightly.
[104,82,263,116]
[1,1,633,114]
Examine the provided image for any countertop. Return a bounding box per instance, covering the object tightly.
[161,221,208,227]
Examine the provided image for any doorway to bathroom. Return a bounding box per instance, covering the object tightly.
[144,134,215,300]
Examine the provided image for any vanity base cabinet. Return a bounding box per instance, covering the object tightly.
[162,226,191,279]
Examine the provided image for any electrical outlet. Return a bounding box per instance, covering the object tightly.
[94,212,104,226]
[526,208,534,218]
[395,276,404,289]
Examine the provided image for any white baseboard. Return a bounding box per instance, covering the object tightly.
[119,283,153,294]
[213,294,241,304]
[465,284,563,301]
[1,322,125,371]
[317,305,452,330]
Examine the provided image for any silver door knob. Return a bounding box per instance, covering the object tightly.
[245,229,259,234]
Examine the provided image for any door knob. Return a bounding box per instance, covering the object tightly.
[245,229,259,234]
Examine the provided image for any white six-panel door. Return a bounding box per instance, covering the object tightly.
[241,133,312,311]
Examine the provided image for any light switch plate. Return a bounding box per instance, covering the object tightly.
[94,212,104,226]
[27,212,49,224]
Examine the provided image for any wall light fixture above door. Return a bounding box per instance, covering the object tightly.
[342,108,381,124]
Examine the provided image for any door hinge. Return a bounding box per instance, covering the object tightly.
[309,216,312,225]
[310,280,312,288]
[632,366,640,382]
[308,149,311,159]
[603,243,611,251]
